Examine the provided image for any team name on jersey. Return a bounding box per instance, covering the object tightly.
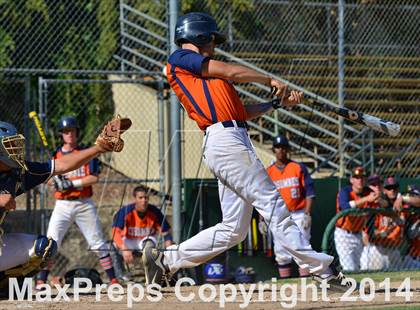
[273,177,299,189]
[64,166,87,179]
[127,227,155,237]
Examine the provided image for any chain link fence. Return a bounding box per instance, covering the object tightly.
[323,200,420,273]
[1,0,419,283]
[182,0,419,177]
[0,1,120,71]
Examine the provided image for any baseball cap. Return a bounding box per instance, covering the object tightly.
[351,166,366,178]
[383,176,399,189]
[368,174,381,186]
[272,135,289,148]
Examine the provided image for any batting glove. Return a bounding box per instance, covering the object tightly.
[303,214,312,229]
[258,220,268,235]
[53,175,74,192]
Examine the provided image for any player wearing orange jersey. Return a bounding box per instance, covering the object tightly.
[360,176,404,270]
[37,116,118,288]
[143,12,352,291]
[334,167,379,272]
[112,185,172,265]
[262,135,314,278]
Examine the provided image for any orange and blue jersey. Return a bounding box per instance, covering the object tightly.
[111,203,172,249]
[53,146,100,200]
[336,186,373,233]
[368,210,404,248]
[266,160,315,212]
[401,205,420,257]
[166,49,247,130]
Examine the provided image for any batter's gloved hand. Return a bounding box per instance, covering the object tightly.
[53,175,73,192]
[270,79,304,109]
[95,115,132,152]
[303,214,312,229]
[258,219,268,235]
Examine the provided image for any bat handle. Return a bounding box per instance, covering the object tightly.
[271,86,278,96]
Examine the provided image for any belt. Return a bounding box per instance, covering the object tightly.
[221,120,248,129]
[204,120,248,135]
[58,197,87,201]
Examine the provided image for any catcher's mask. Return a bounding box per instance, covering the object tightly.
[0,121,27,171]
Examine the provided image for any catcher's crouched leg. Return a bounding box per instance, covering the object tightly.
[0,235,57,296]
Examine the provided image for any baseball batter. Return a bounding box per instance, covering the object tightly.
[143,12,350,290]
[264,135,315,278]
[0,116,130,292]
[37,116,119,287]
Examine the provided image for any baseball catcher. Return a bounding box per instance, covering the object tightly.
[0,115,131,294]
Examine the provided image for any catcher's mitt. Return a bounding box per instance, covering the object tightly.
[95,115,132,152]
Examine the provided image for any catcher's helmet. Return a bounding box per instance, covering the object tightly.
[175,12,226,47]
[0,121,27,170]
[57,116,79,133]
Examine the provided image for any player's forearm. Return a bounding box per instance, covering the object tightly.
[204,60,271,85]
[54,145,102,175]
[245,102,274,120]
[112,227,125,250]
[349,196,370,208]
[403,195,420,207]
[79,175,99,187]
[305,197,314,214]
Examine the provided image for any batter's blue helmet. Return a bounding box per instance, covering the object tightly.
[57,116,79,133]
[272,135,290,148]
[175,12,226,47]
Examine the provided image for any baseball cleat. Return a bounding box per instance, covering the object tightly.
[312,271,353,292]
[142,247,169,286]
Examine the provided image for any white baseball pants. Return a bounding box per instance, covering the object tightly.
[360,244,402,271]
[274,209,311,265]
[164,124,333,275]
[334,227,363,272]
[47,198,110,258]
[0,233,36,271]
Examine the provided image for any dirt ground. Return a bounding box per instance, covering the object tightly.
[1,279,419,310]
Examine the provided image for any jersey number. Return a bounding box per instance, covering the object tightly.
[291,188,300,199]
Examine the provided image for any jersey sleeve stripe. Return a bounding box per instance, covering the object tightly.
[170,65,211,122]
[202,79,218,123]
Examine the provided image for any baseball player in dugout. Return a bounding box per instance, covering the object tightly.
[360,175,404,271]
[334,167,380,272]
[262,135,315,278]
[0,116,130,294]
[143,12,351,291]
[36,116,131,288]
[112,185,172,266]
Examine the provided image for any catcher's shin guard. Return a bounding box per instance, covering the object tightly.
[0,235,57,290]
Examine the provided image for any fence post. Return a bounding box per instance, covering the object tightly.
[338,0,346,179]
[168,0,181,244]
